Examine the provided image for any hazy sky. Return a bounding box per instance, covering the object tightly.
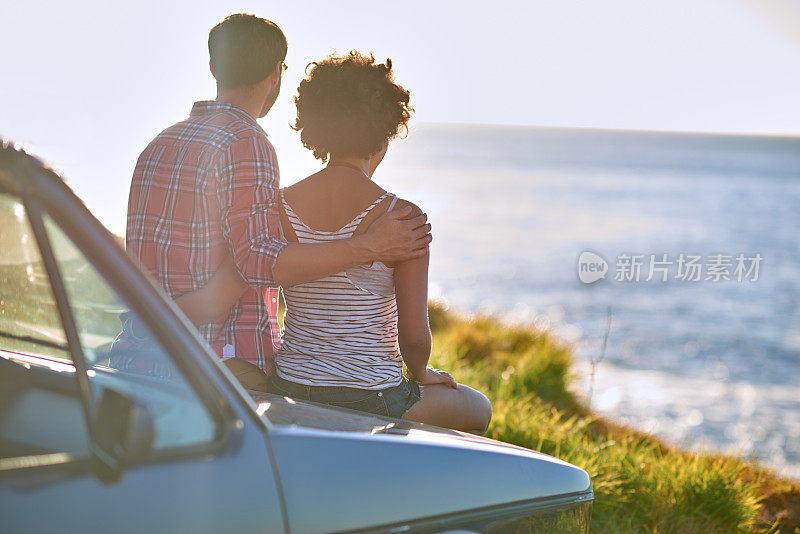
[2,0,799,233]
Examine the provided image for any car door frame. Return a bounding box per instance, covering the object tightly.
[0,153,289,533]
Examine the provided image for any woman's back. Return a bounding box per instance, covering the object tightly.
[276,177,403,389]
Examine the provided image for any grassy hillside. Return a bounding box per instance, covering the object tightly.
[426,303,800,533]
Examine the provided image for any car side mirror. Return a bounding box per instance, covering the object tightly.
[95,387,155,467]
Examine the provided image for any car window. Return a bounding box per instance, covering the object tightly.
[41,212,218,451]
[0,194,217,465]
[0,194,88,461]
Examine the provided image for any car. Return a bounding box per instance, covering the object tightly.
[0,143,593,533]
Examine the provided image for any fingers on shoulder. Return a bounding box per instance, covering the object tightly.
[393,198,424,219]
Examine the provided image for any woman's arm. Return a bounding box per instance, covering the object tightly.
[392,200,456,388]
[174,256,247,326]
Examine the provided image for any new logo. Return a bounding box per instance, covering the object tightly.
[578,250,608,284]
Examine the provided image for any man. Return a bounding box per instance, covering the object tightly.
[126,14,430,388]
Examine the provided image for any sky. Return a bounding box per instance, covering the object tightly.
[2,0,800,234]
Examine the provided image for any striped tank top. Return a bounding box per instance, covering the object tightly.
[275,190,402,389]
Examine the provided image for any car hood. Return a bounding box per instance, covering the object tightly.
[252,392,592,534]
[254,391,551,455]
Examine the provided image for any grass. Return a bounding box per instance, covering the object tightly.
[426,302,800,533]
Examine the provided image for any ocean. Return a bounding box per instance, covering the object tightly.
[375,122,800,480]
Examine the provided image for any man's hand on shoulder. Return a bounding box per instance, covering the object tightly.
[359,200,431,263]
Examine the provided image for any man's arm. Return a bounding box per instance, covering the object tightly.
[178,136,431,326]
[216,134,287,288]
[273,206,431,287]
[175,257,247,326]
[217,134,431,289]
[176,206,431,325]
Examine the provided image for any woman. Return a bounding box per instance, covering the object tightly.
[180,52,491,434]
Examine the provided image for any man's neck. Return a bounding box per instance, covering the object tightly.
[215,89,262,119]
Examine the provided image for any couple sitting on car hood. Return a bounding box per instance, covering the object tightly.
[124,13,491,434]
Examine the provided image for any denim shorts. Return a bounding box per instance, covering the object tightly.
[267,373,421,419]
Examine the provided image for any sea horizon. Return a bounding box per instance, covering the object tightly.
[375,122,800,480]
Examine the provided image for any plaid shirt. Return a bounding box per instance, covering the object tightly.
[127,101,286,372]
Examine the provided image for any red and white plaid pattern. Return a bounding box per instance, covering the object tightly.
[127,101,286,372]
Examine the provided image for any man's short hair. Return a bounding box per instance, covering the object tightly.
[208,13,287,88]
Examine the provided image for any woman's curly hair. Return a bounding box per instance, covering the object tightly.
[293,51,413,162]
